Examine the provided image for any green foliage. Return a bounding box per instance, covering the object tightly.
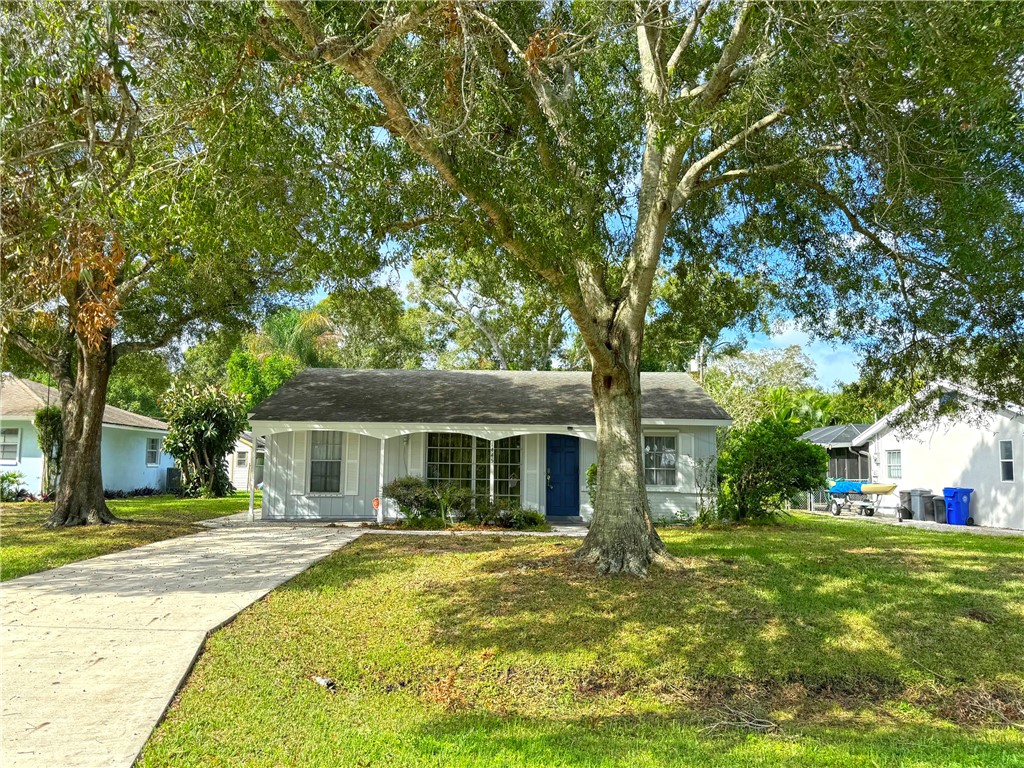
[161,385,247,498]
[383,476,446,523]
[382,476,547,530]
[178,331,243,388]
[106,351,174,418]
[225,349,300,411]
[585,463,597,507]
[0,472,27,502]
[32,406,63,495]
[717,418,828,522]
[409,249,567,370]
[704,347,818,428]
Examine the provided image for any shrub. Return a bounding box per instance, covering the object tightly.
[717,416,828,522]
[382,476,437,521]
[0,471,27,502]
[476,498,548,530]
[162,384,247,498]
[382,476,473,524]
[382,476,547,530]
[585,463,597,507]
[33,405,63,494]
[103,487,159,500]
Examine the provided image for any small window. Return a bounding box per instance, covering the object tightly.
[236,450,248,468]
[310,432,343,493]
[0,427,20,463]
[1000,440,1014,482]
[644,435,677,487]
[145,437,160,466]
[255,452,265,467]
[886,450,902,480]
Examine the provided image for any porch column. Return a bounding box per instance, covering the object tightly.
[489,439,496,502]
[377,437,386,524]
[247,436,257,523]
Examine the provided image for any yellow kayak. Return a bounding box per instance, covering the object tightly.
[860,483,897,495]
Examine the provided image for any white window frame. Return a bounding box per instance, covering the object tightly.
[493,436,522,503]
[886,450,902,480]
[145,437,161,467]
[643,432,679,489]
[999,439,1014,483]
[236,450,248,468]
[0,427,21,464]
[308,431,344,495]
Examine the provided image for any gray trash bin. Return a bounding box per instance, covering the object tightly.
[898,491,913,521]
[931,495,947,524]
[910,489,932,521]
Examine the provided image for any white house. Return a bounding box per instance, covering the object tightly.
[805,384,1024,530]
[227,432,265,491]
[0,375,175,495]
[248,368,730,523]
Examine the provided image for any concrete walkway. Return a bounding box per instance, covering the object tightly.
[1,515,588,768]
[2,521,364,768]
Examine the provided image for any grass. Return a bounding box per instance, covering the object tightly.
[141,513,1024,767]
[0,492,259,580]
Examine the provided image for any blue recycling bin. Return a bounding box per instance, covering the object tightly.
[943,487,974,526]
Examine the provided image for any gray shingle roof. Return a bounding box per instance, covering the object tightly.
[800,423,871,446]
[249,368,730,425]
[0,375,167,431]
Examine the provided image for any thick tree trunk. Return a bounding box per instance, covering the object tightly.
[574,333,669,576]
[45,337,120,527]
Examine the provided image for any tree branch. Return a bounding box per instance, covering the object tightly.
[673,108,786,208]
[666,0,712,78]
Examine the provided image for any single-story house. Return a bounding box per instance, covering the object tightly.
[227,432,265,490]
[247,368,730,522]
[0,374,176,495]
[803,384,1024,530]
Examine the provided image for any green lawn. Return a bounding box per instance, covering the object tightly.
[0,492,259,580]
[141,514,1024,767]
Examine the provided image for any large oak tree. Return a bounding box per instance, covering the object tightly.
[0,3,356,525]
[244,0,1024,574]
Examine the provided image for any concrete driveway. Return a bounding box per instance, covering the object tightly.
[1,521,364,768]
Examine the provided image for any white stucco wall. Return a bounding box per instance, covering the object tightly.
[1,421,172,494]
[259,424,720,522]
[1,419,44,495]
[865,409,1024,530]
[99,426,175,492]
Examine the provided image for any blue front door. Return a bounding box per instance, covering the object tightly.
[546,435,580,517]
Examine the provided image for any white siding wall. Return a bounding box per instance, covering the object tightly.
[867,410,1024,530]
[578,426,718,521]
[262,430,382,520]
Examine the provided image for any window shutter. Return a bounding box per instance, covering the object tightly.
[523,434,540,509]
[408,433,425,477]
[291,431,307,495]
[344,433,361,495]
[678,432,695,490]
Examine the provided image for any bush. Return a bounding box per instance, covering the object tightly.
[717,416,828,522]
[162,384,247,498]
[103,487,159,500]
[0,471,27,502]
[382,476,547,530]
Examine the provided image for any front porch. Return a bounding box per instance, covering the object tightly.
[248,422,598,523]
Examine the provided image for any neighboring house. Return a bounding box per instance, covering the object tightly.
[248,368,730,522]
[803,384,1024,530]
[0,375,175,495]
[227,432,265,490]
[800,424,872,482]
